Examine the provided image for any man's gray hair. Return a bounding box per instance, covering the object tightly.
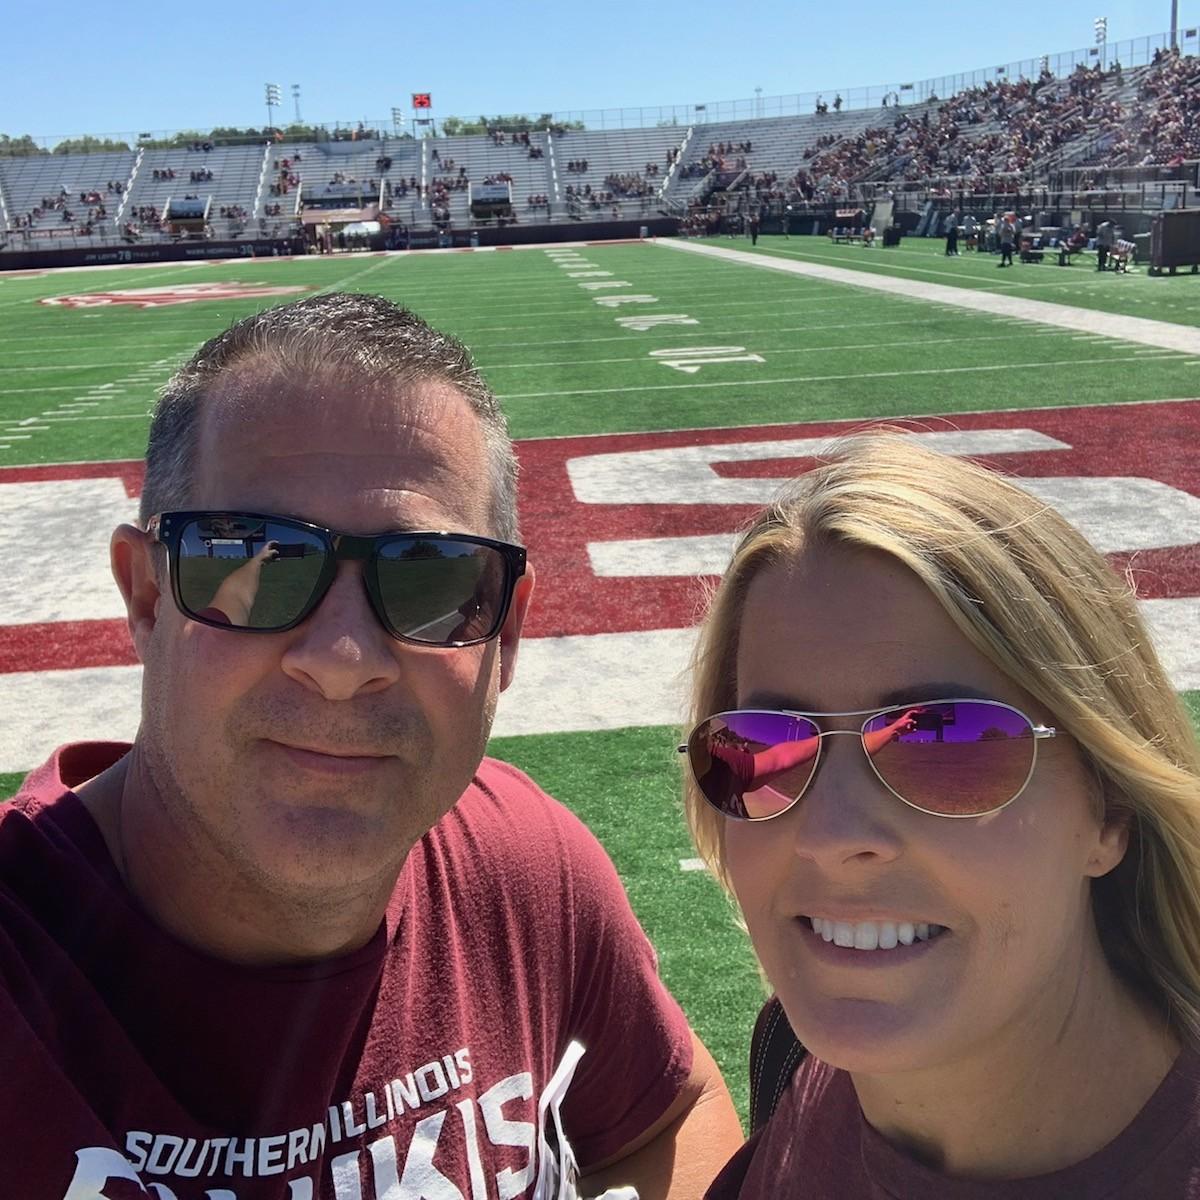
[139,292,520,541]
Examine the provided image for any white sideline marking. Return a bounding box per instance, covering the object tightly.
[658,240,1200,355]
[3,607,1198,776]
[679,859,708,872]
[568,429,1068,505]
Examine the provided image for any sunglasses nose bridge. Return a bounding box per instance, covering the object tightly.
[330,533,374,561]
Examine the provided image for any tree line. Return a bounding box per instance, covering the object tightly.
[1,114,588,157]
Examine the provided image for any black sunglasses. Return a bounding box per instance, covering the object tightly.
[148,511,526,648]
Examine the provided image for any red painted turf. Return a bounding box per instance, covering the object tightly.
[0,401,1196,673]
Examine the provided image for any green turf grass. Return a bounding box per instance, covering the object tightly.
[2,244,1198,461]
[488,725,764,1124]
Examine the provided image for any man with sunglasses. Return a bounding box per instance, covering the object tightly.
[0,292,741,1198]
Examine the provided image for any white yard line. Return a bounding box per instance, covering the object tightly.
[495,353,1188,402]
[660,240,1200,355]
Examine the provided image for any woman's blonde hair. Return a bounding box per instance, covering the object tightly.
[685,432,1200,1036]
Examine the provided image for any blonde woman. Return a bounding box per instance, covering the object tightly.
[681,434,1200,1198]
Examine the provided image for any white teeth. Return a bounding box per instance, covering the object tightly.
[806,917,944,951]
[854,924,879,950]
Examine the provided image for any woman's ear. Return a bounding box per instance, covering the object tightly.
[1086,807,1132,879]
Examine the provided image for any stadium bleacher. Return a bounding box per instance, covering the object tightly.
[127,144,268,239]
[2,150,136,242]
[2,46,1198,253]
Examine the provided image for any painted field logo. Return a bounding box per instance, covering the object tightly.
[39,282,311,309]
[0,401,1196,764]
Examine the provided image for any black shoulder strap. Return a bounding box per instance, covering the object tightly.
[748,994,806,1134]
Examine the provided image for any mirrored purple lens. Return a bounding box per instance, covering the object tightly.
[689,712,821,819]
[862,701,1034,815]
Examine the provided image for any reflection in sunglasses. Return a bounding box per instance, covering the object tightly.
[689,701,1045,820]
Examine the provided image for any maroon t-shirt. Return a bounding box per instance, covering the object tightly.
[707,1047,1200,1199]
[0,743,693,1198]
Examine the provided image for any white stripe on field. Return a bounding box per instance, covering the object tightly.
[0,479,136,624]
[587,478,1200,572]
[2,606,1199,776]
[569,428,1068,506]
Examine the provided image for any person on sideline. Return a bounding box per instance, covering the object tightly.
[0,292,741,1198]
[681,434,1200,1198]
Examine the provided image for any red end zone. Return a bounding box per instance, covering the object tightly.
[1,400,1197,674]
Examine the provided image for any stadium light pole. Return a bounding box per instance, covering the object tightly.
[1170,0,1178,48]
[291,84,302,125]
[1094,16,1108,68]
[265,83,281,134]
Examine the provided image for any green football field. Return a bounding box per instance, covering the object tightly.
[2,235,1198,1121]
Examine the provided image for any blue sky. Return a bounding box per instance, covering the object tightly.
[3,0,1191,142]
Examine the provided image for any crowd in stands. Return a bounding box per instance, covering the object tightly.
[751,63,1124,203]
[526,193,550,209]
[767,55,1197,204]
[269,156,301,197]
[1108,48,1200,165]
[564,179,652,213]
[604,172,655,198]
[385,177,422,201]
[152,168,176,181]
[189,168,213,183]
[217,204,247,221]
[126,204,162,236]
[489,129,533,147]
[9,188,110,236]
[680,139,753,179]
[565,159,589,173]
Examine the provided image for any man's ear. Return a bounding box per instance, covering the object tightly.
[111,524,162,663]
[498,562,535,693]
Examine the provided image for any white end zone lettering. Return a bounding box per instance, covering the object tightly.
[567,429,1070,505]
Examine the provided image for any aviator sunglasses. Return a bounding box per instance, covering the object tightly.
[149,511,526,648]
[681,699,1057,819]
